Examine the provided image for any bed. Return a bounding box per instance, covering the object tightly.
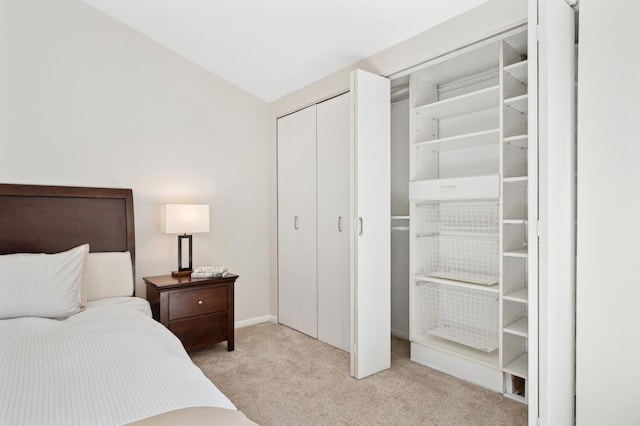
[0,184,257,426]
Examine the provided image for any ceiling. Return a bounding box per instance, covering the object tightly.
[81,0,489,102]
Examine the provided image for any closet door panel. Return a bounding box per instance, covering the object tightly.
[277,112,298,331]
[537,0,576,423]
[350,69,391,379]
[277,105,318,338]
[317,93,351,351]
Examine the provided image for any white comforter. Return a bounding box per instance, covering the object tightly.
[0,298,235,426]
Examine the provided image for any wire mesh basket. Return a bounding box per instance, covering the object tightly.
[416,234,499,285]
[415,202,499,234]
[417,281,499,352]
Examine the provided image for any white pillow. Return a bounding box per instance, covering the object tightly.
[0,244,89,320]
[85,252,134,301]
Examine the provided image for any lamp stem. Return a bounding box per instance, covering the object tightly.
[174,234,193,277]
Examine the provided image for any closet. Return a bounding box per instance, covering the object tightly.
[316,94,351,352]
[396,27,532,400]
[389,3,577,419]
[277,104,318,339]
[277,94,350,349]
[279,1,577,420]
[277,70,391,379]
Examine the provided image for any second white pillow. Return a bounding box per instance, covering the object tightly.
[85,251,134,301]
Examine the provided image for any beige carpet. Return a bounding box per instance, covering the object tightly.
[189,323,527,426]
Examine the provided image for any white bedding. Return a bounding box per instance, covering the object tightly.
[0,297,235,426]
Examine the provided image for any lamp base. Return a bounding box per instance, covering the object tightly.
[171,269,193,278]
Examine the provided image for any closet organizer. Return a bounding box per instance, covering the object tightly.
[406,27,531,400]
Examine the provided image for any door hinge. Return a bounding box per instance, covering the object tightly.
[565,0,579,10]
[536,24,541,41]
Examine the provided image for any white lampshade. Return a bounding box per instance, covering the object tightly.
[160,204,210,234]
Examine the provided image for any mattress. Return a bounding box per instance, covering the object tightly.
[0,297,236,426]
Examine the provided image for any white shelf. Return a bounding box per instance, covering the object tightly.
[503,352,528,379]
[421,270,498,286]
[504,60,528,85]
[412,333,499,369]
[414,274,499,293]
[428,326,498,353]
[503,176,528,185]
[391,216,410,220]
[415,128,500,152]
[504,134,528,149]
[504,94,529,114]
[504,317,528,337]
[503,219,528,225]
[504,248,528,258]
[504,287,528,303]
[414,85,499,119]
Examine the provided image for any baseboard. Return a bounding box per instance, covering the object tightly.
[235,315,277,329]
[391,328,410,340]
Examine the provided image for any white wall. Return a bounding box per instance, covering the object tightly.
[390,100,410,339]
[391,99,410,217]
[576,1,640,424]
[267,0,527,317]
[0,0,271,323]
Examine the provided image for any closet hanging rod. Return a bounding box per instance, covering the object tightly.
[437,69,499,94]
[386,23,526,81]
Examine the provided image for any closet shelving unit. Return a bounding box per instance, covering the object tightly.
[409,39,503,379]
[500,30,530,401]
[408,27,532,399]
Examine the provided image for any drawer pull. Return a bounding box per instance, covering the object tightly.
[198,300,204,305]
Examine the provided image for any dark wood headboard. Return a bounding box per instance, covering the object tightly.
[0,184,135,276]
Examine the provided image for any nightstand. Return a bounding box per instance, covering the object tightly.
[144,273,238,351]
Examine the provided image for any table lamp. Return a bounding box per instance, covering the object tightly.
[160,204,210,277]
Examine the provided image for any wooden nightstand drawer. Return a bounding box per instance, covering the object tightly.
[144,273,238,351]
[169,286,227,321]
[169,312,228,349]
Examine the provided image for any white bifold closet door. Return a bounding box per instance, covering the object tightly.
[350,69,391,379]
[531,0,576,424]
[317,94,351,352]
[277,105,318,338]
[277,70,391,379]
